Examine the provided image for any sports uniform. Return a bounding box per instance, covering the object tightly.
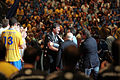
[1,28,23,70]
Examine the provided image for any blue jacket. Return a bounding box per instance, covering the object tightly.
[80,37,100,68]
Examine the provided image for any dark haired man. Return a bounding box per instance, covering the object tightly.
[47,45,92,80]
[1,17,24,70]
[80,29,100,80]
[44,23,64,73]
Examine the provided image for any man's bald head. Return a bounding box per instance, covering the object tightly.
[66,32,73,40]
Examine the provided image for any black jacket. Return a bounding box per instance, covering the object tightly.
[57,40,77,68]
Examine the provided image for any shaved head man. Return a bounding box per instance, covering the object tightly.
[57,32,77,69]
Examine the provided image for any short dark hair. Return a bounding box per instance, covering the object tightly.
[112,39,120,65]
[51,23,60,30]
[0,41,6,61]
[82,29,91,38]
[9,17,17,26]
[62,45,80,67]
[2,19,9,28]
[23,46,39,64]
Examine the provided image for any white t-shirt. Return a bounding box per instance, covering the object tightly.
[0,26,9,37]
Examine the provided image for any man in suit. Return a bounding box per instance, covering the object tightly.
[44,23,64,73]
[47,45,92,80]
[80,29,100,80]
[56,32,77,69]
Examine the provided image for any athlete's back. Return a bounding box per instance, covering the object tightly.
[2,29,23,61]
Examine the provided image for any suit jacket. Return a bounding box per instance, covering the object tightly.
[80,37,100,68]
[44,32,63,63]
[44,32,63,54]
[57,40,77,68]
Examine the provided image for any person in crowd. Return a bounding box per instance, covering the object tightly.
[47,45,92,80]
[80,29,100,80]
[10,46,48,80]
[0,41,18,78]
[56,32,77,69]
[105,28,115,53]
[1,17,24,70]
[67,27,78,45]
[13,22,27,62]
[0,18,10,38]
[19,27,27,60]
[3,1,119,78]
[81,1,89,14]
[98,39,120,80]
[44,23,64,73]
[108,20,118,31]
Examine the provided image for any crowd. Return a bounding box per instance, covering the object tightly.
[4,0,120,43]
[0,0,120,80]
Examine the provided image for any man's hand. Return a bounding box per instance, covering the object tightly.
[48,41,58,51]
[48,41,53,46]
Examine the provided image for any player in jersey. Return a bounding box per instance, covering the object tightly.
[1,17,24,70]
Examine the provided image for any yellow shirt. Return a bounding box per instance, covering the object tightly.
[17,9,24,15]
[59,8,63,15]
[55,9,60,13]
[6,0,14,5]
[1,29,23,61]
[48,9,53,14]
[27,24,32,30]
[22,24,26,28]
[0,61,18,78]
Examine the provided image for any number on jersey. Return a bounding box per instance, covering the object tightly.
[3,36,13,45]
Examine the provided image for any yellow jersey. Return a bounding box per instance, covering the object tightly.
[1,29,23,61]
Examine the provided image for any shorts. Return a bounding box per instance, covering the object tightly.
[9,59,21,70]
